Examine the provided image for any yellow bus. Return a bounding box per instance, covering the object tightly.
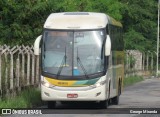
[34,12,124,109]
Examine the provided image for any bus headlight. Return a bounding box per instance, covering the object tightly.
[91,80,106,88]
[41,81,55,88]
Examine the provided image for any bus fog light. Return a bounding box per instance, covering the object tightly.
[44,92,50,97]
[96,92,101,97]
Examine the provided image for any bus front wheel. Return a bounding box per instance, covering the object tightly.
[112,83,121,105]
[99,100,108,109]
[48,101,56,109]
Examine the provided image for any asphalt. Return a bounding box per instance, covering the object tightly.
[2,77,160,117]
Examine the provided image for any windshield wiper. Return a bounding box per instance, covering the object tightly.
[76,48,89,79]
[57,47,67,78]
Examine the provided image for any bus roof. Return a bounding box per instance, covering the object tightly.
[44,12,122,29]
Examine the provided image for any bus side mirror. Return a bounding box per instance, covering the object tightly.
[34,35,42,55]
[105,35,111,56]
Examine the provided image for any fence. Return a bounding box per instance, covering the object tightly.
[0,45,40,98]
[125,50,155,77]
[0,45,154,98]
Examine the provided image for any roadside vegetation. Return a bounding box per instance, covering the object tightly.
[0,88,43,108]
[124,76,144,87]
[0,0,157,53]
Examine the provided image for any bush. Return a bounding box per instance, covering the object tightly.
[0,87,43,108]
[124,76,144,87]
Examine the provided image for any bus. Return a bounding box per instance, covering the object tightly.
[34,12,124,109]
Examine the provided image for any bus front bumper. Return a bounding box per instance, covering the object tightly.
[41,84,107,101]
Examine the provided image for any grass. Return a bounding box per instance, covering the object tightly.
[124,76,144,87]
[0,87,43,108]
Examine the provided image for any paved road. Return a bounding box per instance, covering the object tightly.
[111,78,160,108]
[3,78,160,117]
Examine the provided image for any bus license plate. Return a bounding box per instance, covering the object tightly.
[67,94,78,98]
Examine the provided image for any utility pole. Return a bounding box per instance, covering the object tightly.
[157,0,160,77]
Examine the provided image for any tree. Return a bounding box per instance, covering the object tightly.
[0,0,61,45]
[120,0,157,52]
[0,0,157,51]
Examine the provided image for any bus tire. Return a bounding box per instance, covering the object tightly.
[112,83,121,105]
[99,82,110,109]
[99,100,108,109]
[48,101,56,109]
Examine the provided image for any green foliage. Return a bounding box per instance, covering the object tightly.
[120,0,157,52]
[0,0,60,45]
[124,76,144,87]
[0,0,158,53]
[0,88,42,108]
[88,0,123,20]
[124,29,146,51]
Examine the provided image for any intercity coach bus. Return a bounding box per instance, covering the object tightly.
[34,12,124,109]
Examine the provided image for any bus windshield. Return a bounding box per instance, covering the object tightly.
[42,29,105,79]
